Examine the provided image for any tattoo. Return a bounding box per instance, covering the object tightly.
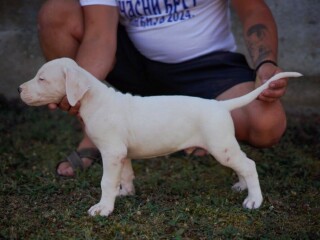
[246,24,273,66]
[247,24,267,39]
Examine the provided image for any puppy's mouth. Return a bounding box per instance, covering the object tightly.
[21,98,42,106]
[21,93,64,107]
[20,92,46,106]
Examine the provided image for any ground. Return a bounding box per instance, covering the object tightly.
[0,96,319,239]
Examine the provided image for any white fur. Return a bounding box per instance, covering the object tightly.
[19,58,302,216]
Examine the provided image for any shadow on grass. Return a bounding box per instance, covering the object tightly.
[0,97,319,239]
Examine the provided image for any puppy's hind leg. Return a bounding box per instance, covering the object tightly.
[118,158,135,197]
[207,137,263,209]
[232,173,247,192]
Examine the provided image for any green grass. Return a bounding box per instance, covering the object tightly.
[0,96,319,239]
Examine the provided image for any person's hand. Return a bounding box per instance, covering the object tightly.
[48,96,81,115]
[256,63,288,103]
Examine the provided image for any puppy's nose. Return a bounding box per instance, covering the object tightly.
[18,86,22,94]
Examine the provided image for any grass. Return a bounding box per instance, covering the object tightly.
[0,96,319,239]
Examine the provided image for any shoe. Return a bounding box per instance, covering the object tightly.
[55,148,101,177]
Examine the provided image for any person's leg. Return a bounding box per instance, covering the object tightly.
[216,82,286,148]
[38,0,83,60]
[38,0,95,176]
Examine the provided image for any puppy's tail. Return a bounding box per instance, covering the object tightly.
[220,72,302,111]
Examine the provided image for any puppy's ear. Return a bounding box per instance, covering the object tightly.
[65,67,91,106]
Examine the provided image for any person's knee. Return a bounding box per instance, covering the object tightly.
[38,0,82,35]
[248,111,287,148]
[38,0,66,28]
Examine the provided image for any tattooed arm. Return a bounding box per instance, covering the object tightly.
[232,0,288,102]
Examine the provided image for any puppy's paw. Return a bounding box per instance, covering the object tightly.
[88,202,114,217]
[242,195,263,209]
[118,184,135,197]
[232,181,247,192]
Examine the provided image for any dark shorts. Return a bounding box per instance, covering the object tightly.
[107,26,256,99]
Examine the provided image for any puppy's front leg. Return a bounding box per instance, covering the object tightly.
[88,150,126,217]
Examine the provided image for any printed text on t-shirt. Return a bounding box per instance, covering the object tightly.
[118,0,197,28]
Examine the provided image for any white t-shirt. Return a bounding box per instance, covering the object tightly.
[80,0,237,63]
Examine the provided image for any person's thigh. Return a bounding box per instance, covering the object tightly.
[38,0,82,27]
[38,0,83,59]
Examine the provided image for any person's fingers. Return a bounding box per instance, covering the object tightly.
[259,87,287,102]
[58,97,71,111]
[269,78,288,89]
[262,88,286,98]
[258,76,288,102]
[258,94,277,102]
[48,96,80,115]
[48,103,58,110]
[68,102,81,115]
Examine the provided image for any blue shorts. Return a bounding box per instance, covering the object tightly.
[107,26,256,99]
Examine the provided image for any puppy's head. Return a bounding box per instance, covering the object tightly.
[19,58,89,107]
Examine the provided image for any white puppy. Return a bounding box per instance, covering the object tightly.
[19,58,302,216]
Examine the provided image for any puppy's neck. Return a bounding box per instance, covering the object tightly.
[78,80,118,123]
